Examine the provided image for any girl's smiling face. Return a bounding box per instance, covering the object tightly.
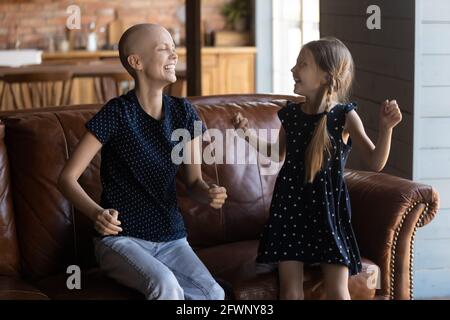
[291,48,328,99]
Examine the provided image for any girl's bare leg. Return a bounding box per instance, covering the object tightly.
[278,261,304,300]
[321,263,351,300]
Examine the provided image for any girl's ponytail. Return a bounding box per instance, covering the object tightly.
[302,37,354,183]
[304,82,333,183]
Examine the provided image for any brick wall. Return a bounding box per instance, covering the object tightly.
[0,0,233,49]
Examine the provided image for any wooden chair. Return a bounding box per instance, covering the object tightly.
[0,71,73,110]
[94,72,134,103]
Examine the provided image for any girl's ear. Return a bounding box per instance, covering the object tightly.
[320,72,330,86]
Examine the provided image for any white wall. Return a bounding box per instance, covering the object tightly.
[414,0,450,299]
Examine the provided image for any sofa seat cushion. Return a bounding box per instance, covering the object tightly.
[36,268,142,300]
[196,240,378,300]
[0,276,49,300]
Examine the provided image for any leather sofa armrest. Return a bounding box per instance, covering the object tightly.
[345,169,440,300]
[0,276,49,300]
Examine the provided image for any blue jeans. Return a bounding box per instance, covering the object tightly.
[93,236,225,300]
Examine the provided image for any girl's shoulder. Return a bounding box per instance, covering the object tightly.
[286,100,300,110]
[283,100,304,114]
[277,100,298,122]
[338,101,358,114]
[327,101,358,123]
[327,102,358,122]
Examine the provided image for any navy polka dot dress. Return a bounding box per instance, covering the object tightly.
[256,101,362,275]
[86,90,205,242]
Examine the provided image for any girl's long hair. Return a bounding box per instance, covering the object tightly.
[303,37,354,183]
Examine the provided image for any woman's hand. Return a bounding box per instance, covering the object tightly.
[379,99,402,131]
[93,209,122,236]
[232,112,249,134]
[208,184,227,209]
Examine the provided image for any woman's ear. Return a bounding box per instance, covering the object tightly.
[127,54,143,72]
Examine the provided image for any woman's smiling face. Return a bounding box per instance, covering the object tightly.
[142,28,178,85]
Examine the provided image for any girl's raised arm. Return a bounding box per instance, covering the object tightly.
[344,100,402,172]
[232,112,286,162]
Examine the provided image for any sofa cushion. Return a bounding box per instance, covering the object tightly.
[33,241,377,300]
[0,276,49,300]
[196,240,377,300]
[36,268,142,300]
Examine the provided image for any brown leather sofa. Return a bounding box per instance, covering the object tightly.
[0,94,440,300]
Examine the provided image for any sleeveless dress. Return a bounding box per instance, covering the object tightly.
[256,101,362,275]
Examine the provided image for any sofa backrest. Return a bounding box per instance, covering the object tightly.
[0,123,21,276]
[1,106,99,280]
[186,94,298,247]
[0,94,303,280]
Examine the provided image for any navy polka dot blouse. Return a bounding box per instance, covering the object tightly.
[86,90,206,242]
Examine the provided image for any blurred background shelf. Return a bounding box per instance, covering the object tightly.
[42,47,256,103]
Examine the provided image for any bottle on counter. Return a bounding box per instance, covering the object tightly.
[107,10,124,50]
[57,29,70,52]
[46,35,56,52]
[87,21,98,52]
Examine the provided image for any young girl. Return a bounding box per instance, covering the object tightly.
[233,37,402,300]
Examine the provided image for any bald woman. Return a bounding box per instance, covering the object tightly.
[58,24,226,300]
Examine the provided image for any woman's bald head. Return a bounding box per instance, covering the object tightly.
[118,24,174,78]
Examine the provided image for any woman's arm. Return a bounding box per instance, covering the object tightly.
[57,131,122,235]
[182,136,227,209]
[232,112,286,162]
[344,100,402,172]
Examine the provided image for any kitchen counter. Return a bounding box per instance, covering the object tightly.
[0,47,256,106]
[42,47,257,60]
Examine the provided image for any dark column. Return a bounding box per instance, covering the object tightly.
[185,0,202,96]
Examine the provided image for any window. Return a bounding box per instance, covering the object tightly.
[272,0,319,94]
